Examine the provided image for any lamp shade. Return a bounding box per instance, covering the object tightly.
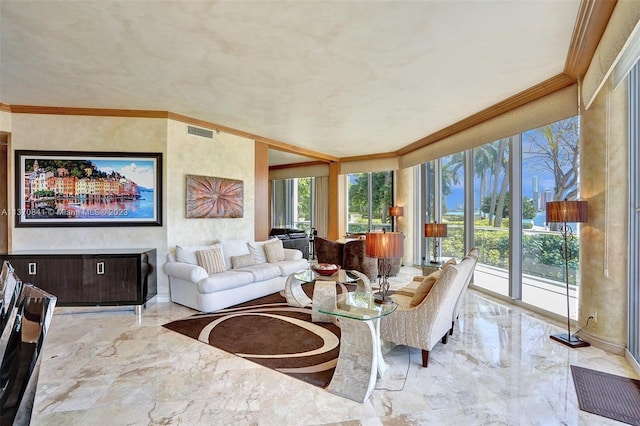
[389,206,404,217]
[546,200,588,223]
[424,223,448,238]
[365,231,404,259]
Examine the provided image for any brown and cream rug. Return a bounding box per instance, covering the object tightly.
[163,283,349,388]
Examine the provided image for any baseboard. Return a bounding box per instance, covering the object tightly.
[625,350,640,377]
[576,329,626,355]
[154,294,171,303]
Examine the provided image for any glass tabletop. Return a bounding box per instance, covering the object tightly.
[295,268,359,284]
[317,291,397,321]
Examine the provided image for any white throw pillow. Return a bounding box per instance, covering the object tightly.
[196,247,226,275]
[220,239,251,270]
[247,239,277,264]
[264,239,286,263]
[176,243,219,265]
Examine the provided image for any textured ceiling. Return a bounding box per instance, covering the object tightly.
[0,1,580,163]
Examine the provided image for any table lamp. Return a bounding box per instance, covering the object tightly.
[389,206,403,231]
[424,222,448,264]
[365,230,403,304]
[546,198,589,348]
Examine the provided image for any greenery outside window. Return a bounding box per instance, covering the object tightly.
[271,177,314,233]
[347,171,393,234]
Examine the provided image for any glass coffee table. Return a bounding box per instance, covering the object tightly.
[318,292,397,403]
[284,268,358,323]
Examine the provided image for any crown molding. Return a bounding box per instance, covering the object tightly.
[269,160,328,171]
[340,152,398,163]
[9,105,168,118]
[397,73,576,156]
[6,105,337,163]
[564,0,618,80]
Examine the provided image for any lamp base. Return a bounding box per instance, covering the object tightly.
[374,293,393,305]
[550,333,590,348]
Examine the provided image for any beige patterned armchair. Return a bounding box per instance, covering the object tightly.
[380,255,477,367]
[450,247,479,336]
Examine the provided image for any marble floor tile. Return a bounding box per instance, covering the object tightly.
[31,270,635,425]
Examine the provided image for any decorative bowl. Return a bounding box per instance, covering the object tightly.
[312,263,340,276]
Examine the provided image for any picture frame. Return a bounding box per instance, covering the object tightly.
[14,150,162,227]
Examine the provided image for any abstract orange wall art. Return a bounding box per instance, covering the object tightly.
[186,174,243,218]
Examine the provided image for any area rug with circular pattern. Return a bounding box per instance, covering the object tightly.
[163,282,350,388]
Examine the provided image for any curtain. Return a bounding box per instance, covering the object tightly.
[314,176,329,238]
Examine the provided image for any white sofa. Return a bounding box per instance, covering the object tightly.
[164,239,309,312]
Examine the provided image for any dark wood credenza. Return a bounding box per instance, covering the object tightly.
[0,248,156,314]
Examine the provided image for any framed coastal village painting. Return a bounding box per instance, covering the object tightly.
[14,150,162,227]
[185,174,243,218]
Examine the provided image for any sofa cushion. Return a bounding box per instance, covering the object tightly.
[247,240,275,264]
[220,239,250,270]
[176,243,220,265]
[233,263,281,281]
[197,271,254,294]
[197,247,226,275]
[231,253,255,269]
[264,239,286,263]
[273,258,310,276]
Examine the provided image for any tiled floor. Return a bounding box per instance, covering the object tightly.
[32,268,635,425]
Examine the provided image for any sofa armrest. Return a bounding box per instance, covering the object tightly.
[163,261,208,283]
[284,248,303,261]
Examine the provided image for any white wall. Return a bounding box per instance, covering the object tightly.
[166,119,256,249]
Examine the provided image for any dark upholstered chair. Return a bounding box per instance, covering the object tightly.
[343,239,378,281]
[314,237,343,266]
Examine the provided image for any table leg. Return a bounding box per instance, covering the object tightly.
[284,273,312,307]
[373,317,388,377]
[327,317,377,403]
[312,281,336,323]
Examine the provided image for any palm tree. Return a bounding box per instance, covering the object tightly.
[473,143,497,217]
[488,139,509,226]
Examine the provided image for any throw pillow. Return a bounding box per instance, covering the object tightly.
[196,247,226,275]
[443,257,457,270]
[410,271,441,307]
[264,239,286,263]
[247,239,277,264]
[231,253,255,269]
[220,239,251,270]
[176,243,219,265]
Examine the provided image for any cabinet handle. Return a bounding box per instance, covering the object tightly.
[97,262,105,275]
[28,262,36,275]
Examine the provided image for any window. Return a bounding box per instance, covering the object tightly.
[416,115,581,319]
[441,153,465,262]
[271,177,314,233]
[473,138,510,297]
[521,116,580,318]
[346,171,393,234]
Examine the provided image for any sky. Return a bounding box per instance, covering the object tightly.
[93,159,156,189]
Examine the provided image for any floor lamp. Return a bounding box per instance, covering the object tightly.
[424,222,448,265]
[365,230,404,305]
[546,199,589,348]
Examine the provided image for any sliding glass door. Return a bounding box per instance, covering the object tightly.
[416,115,581,318]
[521,116,580,319]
